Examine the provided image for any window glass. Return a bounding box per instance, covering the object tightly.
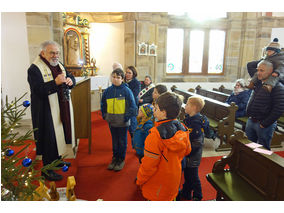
[189,30,204,73]
[208,30,225,74]
[166,28,184,73]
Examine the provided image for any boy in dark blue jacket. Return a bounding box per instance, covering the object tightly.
[177,96,213,201]
[101,68,137,171]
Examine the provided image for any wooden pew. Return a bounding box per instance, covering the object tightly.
[213,85,233,95]
[195,85,230,103]
[196,85,283,148]
[206,130,284,201]
[171,85,238,151]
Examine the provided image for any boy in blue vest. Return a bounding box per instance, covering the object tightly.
[101,68,137,171]
[177,96,213,201]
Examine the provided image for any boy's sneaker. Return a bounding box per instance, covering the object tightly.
[113,158,125,171]
[192,197,202,201]
[176,189,192,201]
[107,157,117,170]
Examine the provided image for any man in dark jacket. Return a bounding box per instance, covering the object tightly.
[28,41,76,181]
[245,60,284,150]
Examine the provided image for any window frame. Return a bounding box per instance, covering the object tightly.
[166,27,227,76]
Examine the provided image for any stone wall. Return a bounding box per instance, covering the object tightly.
[25,12,284,84]
[26,12,63,63]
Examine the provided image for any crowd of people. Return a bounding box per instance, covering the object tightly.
[27,38,284,201]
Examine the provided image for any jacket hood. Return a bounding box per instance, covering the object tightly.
[155,119,189,152]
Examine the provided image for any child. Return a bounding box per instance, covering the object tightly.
[177,96,212,201]
[133,104,154,163]
[247,38,284,92]
[152,84,168,105]
[101,68,137,171]
[136,92,191,201]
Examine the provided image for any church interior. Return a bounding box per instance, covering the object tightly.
[1,11,284,202]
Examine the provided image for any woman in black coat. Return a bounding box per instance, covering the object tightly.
[125,66,141,145]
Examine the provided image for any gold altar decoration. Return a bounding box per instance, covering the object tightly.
[63,12,96,77]
[81,57,98,77]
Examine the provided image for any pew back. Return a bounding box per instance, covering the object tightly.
[213,85,233,95]
[171,85,238,151]
[206,131,284,200]
[196,85,230,103]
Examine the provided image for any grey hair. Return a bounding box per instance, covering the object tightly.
[145,75,152,81]
[257,60,273,69]
[40,41,60,52]
[112,62,123,70]
[235,79,246,88]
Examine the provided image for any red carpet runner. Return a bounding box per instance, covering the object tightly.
[26,111,283,201]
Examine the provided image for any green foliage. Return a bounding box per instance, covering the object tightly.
[1,93,63,201]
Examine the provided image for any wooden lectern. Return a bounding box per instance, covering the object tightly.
[71,78,92,154]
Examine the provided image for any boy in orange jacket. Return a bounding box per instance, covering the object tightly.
[136,92,191,201]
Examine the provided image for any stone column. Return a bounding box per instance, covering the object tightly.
[26,12,63,63]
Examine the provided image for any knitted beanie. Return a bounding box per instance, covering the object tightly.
[266,38,281,53]
[235,79,246,88]
[140,104,154,119]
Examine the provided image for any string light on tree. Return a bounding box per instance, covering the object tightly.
[2,93,66,200]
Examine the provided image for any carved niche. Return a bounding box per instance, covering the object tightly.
[62,12,93,77]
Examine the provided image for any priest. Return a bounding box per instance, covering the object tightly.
[27,41,76,181]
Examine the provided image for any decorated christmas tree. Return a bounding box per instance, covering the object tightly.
[1,93,67,201]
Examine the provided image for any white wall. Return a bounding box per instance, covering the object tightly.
[1,12,31,119]
[271,28,284,48]
[89,23,125,77]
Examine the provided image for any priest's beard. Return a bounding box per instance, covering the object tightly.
[49,58,59,67]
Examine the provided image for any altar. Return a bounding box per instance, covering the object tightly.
[74,76,110,112]
[75,75,110,90]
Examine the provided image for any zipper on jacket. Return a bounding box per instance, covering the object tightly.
[156,184,162,197]
[113,87,116,113]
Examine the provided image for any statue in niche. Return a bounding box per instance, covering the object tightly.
[66,31,80,65]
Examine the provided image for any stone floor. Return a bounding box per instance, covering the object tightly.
[17,118,284,159]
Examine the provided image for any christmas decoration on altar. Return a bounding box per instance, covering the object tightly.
[1,93,66,201]
[80,57,98,77]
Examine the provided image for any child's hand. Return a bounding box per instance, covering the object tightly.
[272,72,279,77]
